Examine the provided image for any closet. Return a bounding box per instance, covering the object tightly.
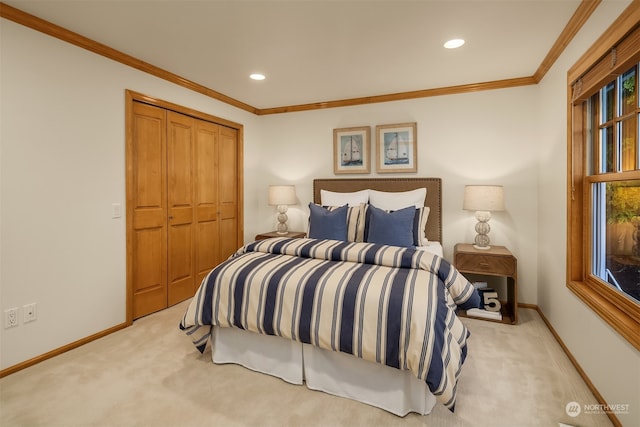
[127,97,242,320]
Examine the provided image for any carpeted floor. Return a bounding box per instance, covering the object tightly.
[0,301,611,427]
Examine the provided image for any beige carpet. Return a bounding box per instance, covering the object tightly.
[1,301,611,427]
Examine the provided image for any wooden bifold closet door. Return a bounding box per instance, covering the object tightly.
[128,100,241,320]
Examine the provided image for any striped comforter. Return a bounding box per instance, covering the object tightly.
[180,237,480,410]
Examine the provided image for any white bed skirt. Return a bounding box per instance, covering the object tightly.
[211,326,437,416]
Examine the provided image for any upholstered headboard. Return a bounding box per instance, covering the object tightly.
[313,178,442,243]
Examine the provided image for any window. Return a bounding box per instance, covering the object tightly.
[567,13,640,351]
[589,68,640,303]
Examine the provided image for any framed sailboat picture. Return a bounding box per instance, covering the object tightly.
[333,126,370,174]
[375,122,417,173]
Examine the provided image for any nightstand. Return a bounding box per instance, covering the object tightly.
[454,243,518,324]
[255,231,306,241]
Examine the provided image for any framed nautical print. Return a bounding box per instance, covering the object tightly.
[333,126,370,174]
[375,122,417,173]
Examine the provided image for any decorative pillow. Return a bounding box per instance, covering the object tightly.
[365,205,415,247]
[413,206,430,246]
[320,203,367,242]
[320,189,369,207]
[308,203,348,241]
[364,205,430,246]
[368,188,426,210]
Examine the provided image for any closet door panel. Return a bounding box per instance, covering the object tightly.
[219,219,238,262]
[196,221,218,286]
[195,120,220,284]
[132,229,166,318]
[167,223,193,302]
[131,104,165,232]
[130,103,167,319]
[219,127,237,209]
[218,127,239,261]
[167,112,195,306]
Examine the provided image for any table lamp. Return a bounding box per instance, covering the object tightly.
[463,185,504,250]
[268,185,297,234]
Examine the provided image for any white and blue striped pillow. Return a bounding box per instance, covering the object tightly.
[413,206,430,246]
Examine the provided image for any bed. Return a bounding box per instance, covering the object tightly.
[180,178,479,416]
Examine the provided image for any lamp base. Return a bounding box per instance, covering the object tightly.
[473,211,492,250]
[276,205,289,234]
[473,244,491,250]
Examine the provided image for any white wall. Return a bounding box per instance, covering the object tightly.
[537,1,639,426]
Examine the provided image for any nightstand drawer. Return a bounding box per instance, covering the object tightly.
[455,253,516,276]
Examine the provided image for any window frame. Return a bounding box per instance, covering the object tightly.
[567,5,640,352]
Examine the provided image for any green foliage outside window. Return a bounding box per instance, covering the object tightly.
[607,182,640,223]
[622,73,635,105]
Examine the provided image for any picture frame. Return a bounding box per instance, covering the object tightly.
[375,122,417,173]
[333,126,371,174]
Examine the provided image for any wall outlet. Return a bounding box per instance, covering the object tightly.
[4,308,19,328]
[23,303,37,323]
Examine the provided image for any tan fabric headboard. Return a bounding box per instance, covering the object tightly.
[313,178,442,243]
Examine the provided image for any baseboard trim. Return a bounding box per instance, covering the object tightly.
[0,322,130,378]
[526,303,622,427]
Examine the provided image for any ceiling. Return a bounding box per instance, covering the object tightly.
[3,0,583,111]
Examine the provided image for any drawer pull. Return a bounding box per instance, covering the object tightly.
[479,262,490,267]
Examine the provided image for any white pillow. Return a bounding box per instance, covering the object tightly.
[320,189,369,207]
[368,188,426,210]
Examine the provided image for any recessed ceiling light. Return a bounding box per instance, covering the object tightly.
[250,73,266,81]
[444,39,465,49]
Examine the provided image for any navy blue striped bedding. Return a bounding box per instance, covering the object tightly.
[180,237,480,411]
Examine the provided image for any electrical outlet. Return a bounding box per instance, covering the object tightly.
[4,308,19,328]
[23,303,37,323]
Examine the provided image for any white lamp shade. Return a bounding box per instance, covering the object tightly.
[268,185,297,206]
[463,185,504,211]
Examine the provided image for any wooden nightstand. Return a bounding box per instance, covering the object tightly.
[454,243,518,324]
[255,231,306,241]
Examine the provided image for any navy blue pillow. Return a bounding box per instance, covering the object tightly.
[365,205,415,247]
[308,203,349,241]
